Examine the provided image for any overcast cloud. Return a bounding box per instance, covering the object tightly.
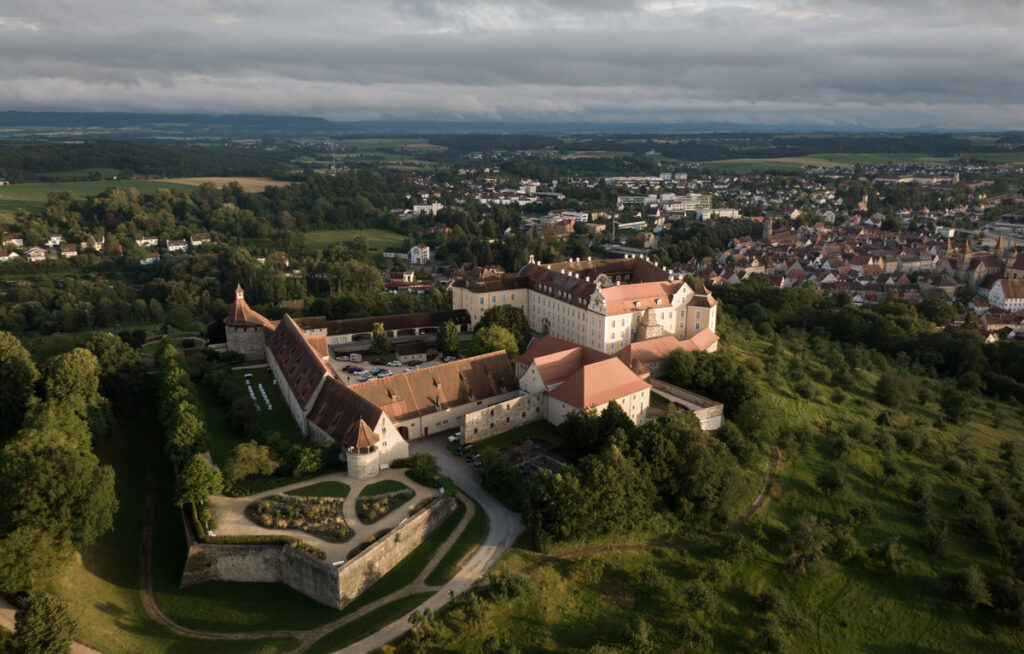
[1,0,1022,128]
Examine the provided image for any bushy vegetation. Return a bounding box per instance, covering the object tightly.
[246,495,352,542]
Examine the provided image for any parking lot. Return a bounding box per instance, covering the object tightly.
[327,352,459,386]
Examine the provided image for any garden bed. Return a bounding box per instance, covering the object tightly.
[356,489,414,524]
[245,494,353,542]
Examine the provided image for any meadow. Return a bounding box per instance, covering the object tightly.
[0,179,193,215]
[301,228,405,252]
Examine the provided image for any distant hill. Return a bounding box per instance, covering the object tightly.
[0,111,982,138]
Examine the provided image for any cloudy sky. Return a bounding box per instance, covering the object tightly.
[1,0,1022,129]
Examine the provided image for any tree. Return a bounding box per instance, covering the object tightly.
[0,437,117,549]
[943,566,992,609]
[166,405,206,464]
[867,536,906,573]
[787,513,831,572]
[436,320,460,356]
[174,454,224,507]
[43,348,102,403]
[468,325,519,361]
[874,374,902,408]
[736,398,781,444]
[408,453,441,485]
[371,322,390,353]
[0,331,40,440]
[0,527,71,594]
[479,447,520,501]
[224,440,280,484]
[10,592,77,654]
[477,305,531,351]
[943,391,972,424]
[85,331,141,400]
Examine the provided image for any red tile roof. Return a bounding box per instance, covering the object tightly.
[306,378,382,448]
[548,358,649,409]
[349,351,518,423]
[265,314,335,409]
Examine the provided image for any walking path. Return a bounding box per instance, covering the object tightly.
[208,469,436,563]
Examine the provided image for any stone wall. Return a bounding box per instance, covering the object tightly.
[226,325,267,360]
[461,392,546,443]
[180,542,342,608]
[179,496,457,609]
[336,496,457,607]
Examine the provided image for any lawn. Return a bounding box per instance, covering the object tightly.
[0,179,193,215]
[46,402,300,654]
[358,479,411,497]
[425,496,489,586]
[286,481,351,498]
[200,368,305,468]
[302,228,405,252]
[396,325,1024,653]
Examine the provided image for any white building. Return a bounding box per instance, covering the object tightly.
[988,278,1024,313]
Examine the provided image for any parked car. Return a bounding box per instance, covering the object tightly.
[335,354,350,361]
[447,432,461,442]
[372,359,387,365]
[443,355,457,362]
[455,443,474,456]
[387,360,402,367]
[406,365,420,371]
[376,370,393,378]
[357,375,372,382]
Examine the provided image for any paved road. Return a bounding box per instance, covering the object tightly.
[333,434,524,654]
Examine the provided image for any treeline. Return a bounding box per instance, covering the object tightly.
[0,141,280,183]
[715,278,1024,403]
[0,330,141,593]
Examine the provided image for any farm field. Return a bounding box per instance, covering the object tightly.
[160,176,294,192]
[699,152,957,173]
[302,228,405,252]
[0,179,193,215]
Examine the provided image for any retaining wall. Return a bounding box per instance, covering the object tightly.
[179,496,458,609]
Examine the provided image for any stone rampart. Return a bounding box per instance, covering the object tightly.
[179,496,457,609]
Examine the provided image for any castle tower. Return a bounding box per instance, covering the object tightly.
[225,284,272,360]
[763,216,774,240]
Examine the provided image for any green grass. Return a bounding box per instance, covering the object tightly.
[464,420,562,451]
[302,228,405,252]
[0,179,193,215]
[425,496,489,586]
[358,480,411,497]
[338,499,466,616]
[699,153,956,174]
[286,481,351,498]
[305,592,434,654]
[46,402,301,653]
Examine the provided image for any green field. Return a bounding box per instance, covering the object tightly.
[302,228,405,252]
[0,179,193,215]
[399,323,1024,653]
[699,153,957,174]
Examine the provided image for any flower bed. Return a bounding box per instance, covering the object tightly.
[245,494,353,542]
[356,489,414,524]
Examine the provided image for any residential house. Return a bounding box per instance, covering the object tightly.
[23,246,46,262]
[166,239,188,252]
[2,234,24,247]
[59,244,79,258]
[190,233,213,247]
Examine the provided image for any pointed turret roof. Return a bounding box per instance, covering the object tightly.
[225,285,272,328]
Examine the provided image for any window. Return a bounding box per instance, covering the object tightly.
[696,310,702,320]
[695,323,700,330]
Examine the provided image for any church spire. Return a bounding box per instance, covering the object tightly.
[236,284,245,301]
